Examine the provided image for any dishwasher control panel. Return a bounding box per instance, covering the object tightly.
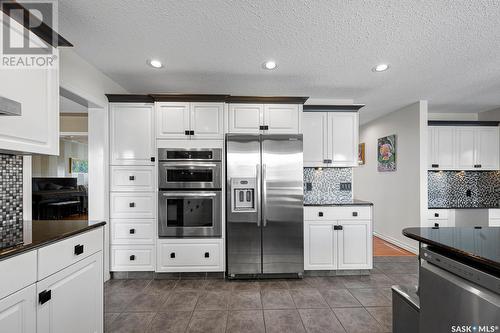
[231,178,256,212]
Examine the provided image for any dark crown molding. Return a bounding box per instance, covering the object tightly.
[106,94,310,104]
[150,94,230,102]
[227,96,309,104]
[303,104,365,112]
[428,120,500,127]
[105,94,154,103]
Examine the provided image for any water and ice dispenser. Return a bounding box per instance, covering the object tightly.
[231,178,256,212]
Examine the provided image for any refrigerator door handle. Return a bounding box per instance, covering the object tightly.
[262,163,267,227]
[256,164,261,227]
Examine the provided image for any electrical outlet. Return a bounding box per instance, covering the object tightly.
[306,182,313,191]
[340,182,352,191]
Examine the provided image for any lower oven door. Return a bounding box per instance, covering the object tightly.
[158,191,222,237]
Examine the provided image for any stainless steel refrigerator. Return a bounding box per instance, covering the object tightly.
[226,134,304,278]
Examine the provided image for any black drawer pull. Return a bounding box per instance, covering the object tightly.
[185,130,190,135]
[318,212,324,217]
[474,164,482,168]
[333,225,343,230]
[204,252,210,258]
[170,252,175,259]
[323,159,332,164]
[352,212,358,217]
[431,164,439,168]
[129,228,135,234]
[151,157,155,162]
[432,223,440,229]
[74,244,84,255]
[129,175,135,181]
[259,125,265,130]
[129,202,135,208]
[190,130,195,135]
[434,213,439,217]
[264,125,269,130]
[39,290,51,305]
[129,255,135,261]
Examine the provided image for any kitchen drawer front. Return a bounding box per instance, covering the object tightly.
[427,209,448,220]
[110,192,155,219]
[38,228,103,280]
[111,166,155,192]
[157,240,223,272]
[304,206,371,221]
[111,219,155,245]
[0,251,37,299]
[111,245,155,271]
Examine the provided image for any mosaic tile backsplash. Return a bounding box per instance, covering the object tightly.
[428,171,500,208]
[0,154,23,248]
[304,168,353,204]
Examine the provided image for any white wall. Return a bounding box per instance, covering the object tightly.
[354,101,428,253]
[478,107,500,121]
[428,112,478,121]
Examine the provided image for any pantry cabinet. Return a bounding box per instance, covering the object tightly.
[228,103,301,134]
[304,206,372,270]
[156,102,224,139]
[303,112,359,167]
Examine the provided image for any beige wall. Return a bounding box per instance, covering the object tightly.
[60,115,88,132]
[353,101,428,253]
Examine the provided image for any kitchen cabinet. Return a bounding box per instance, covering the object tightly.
[228,103,301,134]
[303,112,359,167]
[488,209,500,227]
[427,209,454,228]
[110,103,155,165]
[156,102,224,139]
[0,285,36,333]
[111,245,156,271]
[304,206,372,270]
[429,125,499,170]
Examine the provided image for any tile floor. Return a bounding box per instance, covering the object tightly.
[104,256,418,333]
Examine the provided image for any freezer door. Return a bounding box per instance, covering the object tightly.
[262,135,304,274]
[226,135,262,276]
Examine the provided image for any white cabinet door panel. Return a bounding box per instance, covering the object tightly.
[0,285,36,333]
[228,104,263,133]
[475,127,499,170]
[37,252,103,333]
[328,113,358,166]
[263,104,299,134]
[304,221,336,270]
[190,103,224,139]
[456,127,475,169]
[156,102,190,139]
[0,251,37,300]
[435,127,455,169]
[110,104,154,165]
[337,220,372,269]
[303,112,328,167]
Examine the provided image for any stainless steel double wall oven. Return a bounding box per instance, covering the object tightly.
[158,148,222,237]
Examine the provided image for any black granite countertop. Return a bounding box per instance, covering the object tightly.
[304,199,373,207]
[403,227,500,275]
[0,220,106,261]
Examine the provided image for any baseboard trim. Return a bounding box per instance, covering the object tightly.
[373,231,418,254]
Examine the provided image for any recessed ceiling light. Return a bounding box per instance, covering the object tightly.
[148,59,163,69]
[263,60,277,70]
[372,63,389,72]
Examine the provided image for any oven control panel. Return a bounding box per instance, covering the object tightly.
[231,178,256,212]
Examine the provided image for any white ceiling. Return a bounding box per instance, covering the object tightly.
[60,95,87,113]
[58,0,500,123]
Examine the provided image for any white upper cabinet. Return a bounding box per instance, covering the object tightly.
[429,125,499,170]
[156,102,224,139]
[110,103,155,165]
[329,112,359,166]
[302,112,328,167]
[228,103,301,134]
[303,111,359,167]
[156,102,190,139]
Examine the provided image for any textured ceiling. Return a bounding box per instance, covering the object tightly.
[59,0,500,123]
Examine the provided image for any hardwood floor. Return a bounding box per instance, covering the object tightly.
[373,236,415,257]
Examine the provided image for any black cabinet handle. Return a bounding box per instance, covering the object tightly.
[129,228,135,234]
[432,223,440,229]
[204,252,210,258]
[434,213,439,217]
[39,290,51,305]
[333,225,343,230]
[74,244,84,255]
[190,130,195,135]
[259,125,265,130]
[431,164,439,168]
[170,252,175,259]
[129,175,135,181]
[318,212,324,217]
[185,130,190,135]
[129,255,135,261]
[474,164,482,168]
[150,157,155,162]
[129,202,135,208]
[264,125,269,130]
[323,159,332,164]
[352,212,358,217]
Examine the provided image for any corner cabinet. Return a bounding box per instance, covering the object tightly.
[304,206,372,271]
[303,112,359,167]
[110,103,155,165]
[156,102,224,139]
[228,103,301,134]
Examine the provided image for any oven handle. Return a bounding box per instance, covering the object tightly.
[161,192,218,197]
[159,162,219,168]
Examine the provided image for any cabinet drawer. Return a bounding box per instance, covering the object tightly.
[111,219,155,245]
[38,228,103,280]
[110,192,155,219]
[0,251,37,299]
[111,166,155,192]
[157,240,223,272]
[427,209,448,220]
[111,245,155,271]
[304,206,371,220]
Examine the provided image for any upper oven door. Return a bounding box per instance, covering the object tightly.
[158,162,222,189]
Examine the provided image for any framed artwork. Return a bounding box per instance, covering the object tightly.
[358,143,365,165]
[69,158,88,173]
[378,135,396,172]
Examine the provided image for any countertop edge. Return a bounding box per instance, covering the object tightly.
[428,207,500,210]
[0,221,106,262]
[304,201,373,207]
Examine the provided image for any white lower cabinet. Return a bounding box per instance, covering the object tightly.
[157,239,224,272]
[111,245,156,271]
[0,284,36,333]
[427,209,454,228]
[304,206,373,271]
[488,209,500,227]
